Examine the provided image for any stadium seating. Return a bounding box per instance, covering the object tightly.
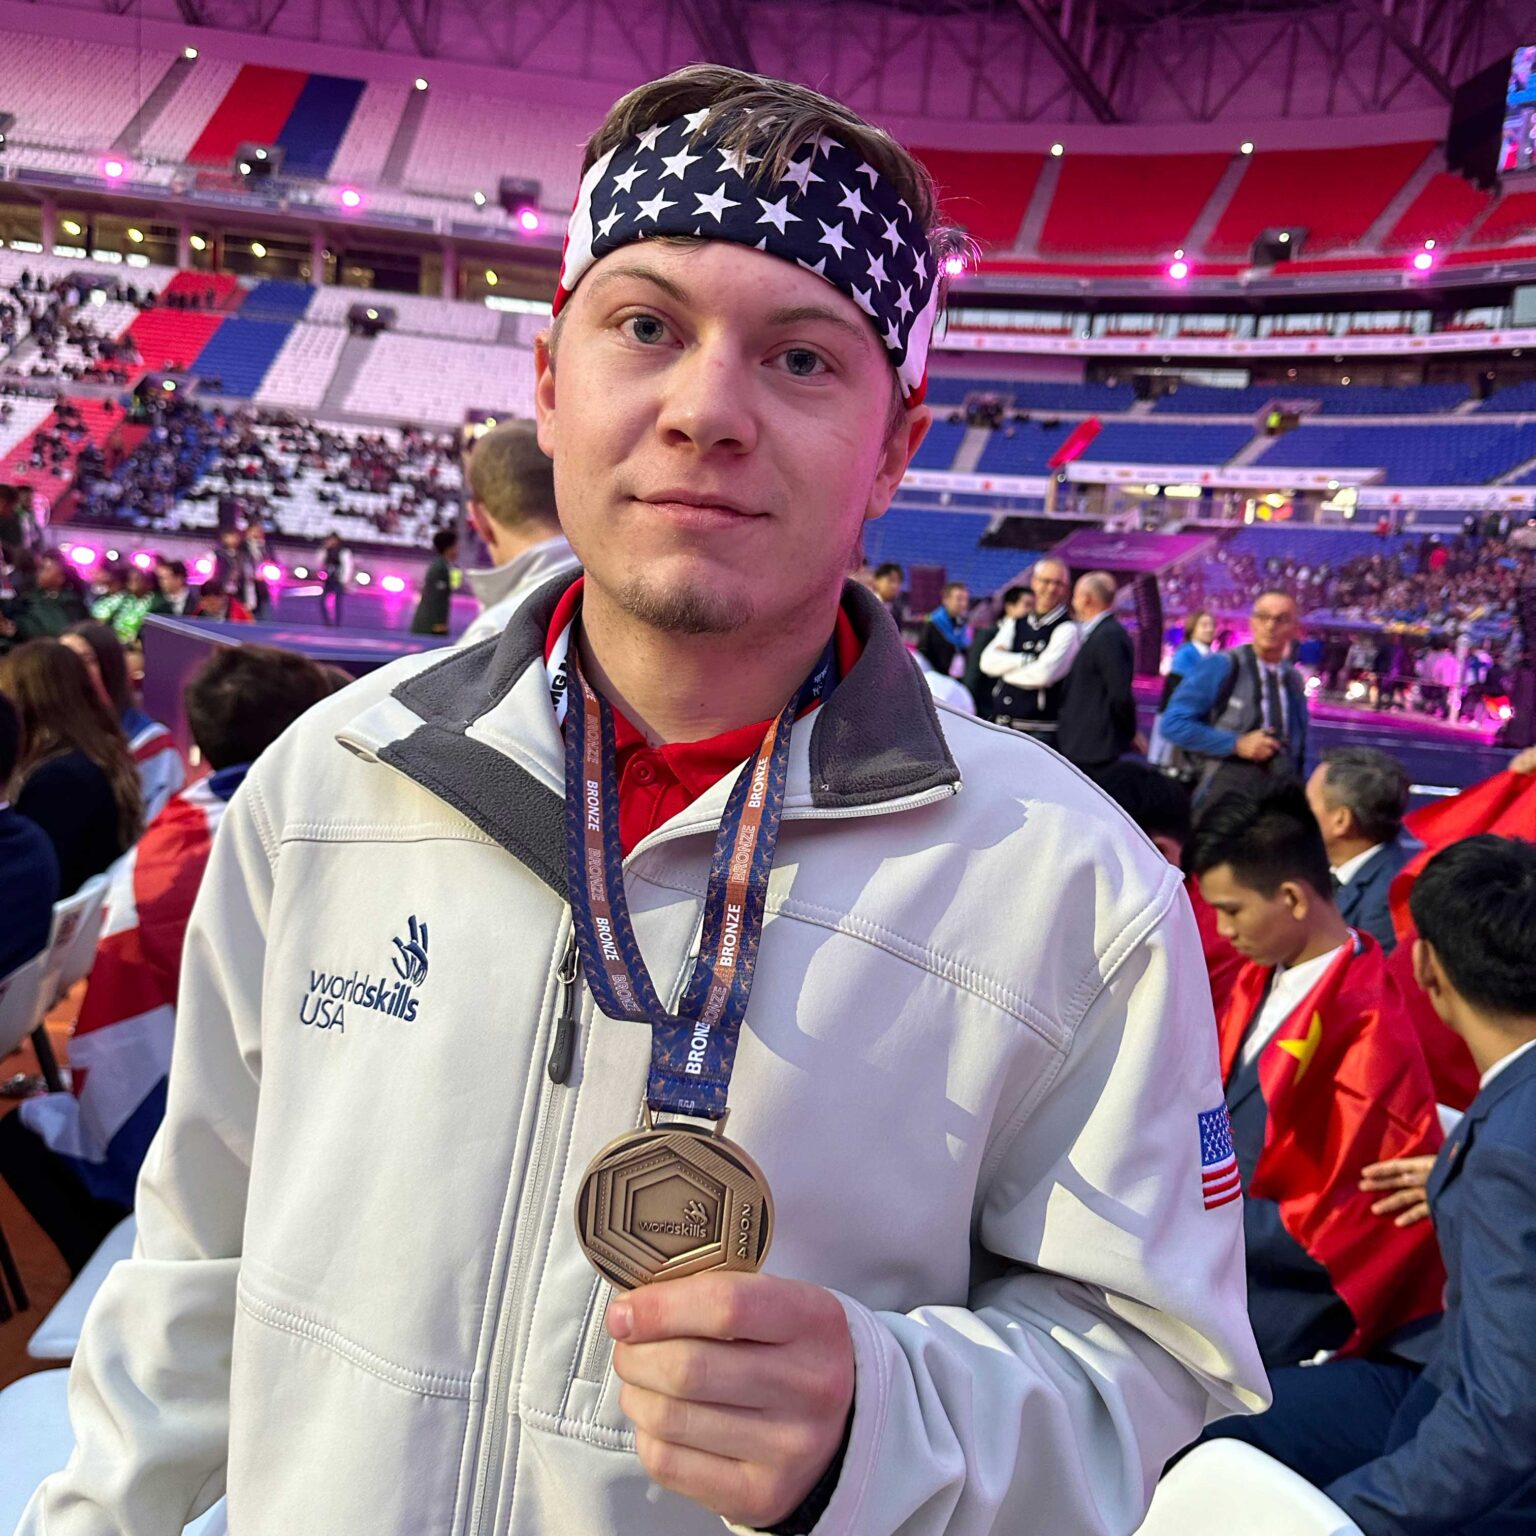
[135,55,243,162]
[0,395,57,459]
[926,376,1136,412]
[863,506,1038,596]
[1311,383,1471,415]
[911,419,967,471]
[1254,421,1536,484]
[240,280,315,321]
[1222,526,1418,563]
[127,308,225,373]
[1081,421,1255,463]
[0,32,164,150]
[187,64,312,165]
[1468,189,1536,247]
[975,422,1073,476]
[1382,171,1493,250]
[328,80,412,185]
[914,149,1045,252]
[1038,152,1228,256]
[255,322,348,410]
[339,333,535,420]
[1479,379,1536,413]
[304,284,503,340]
[1206,142,1433,255]
[274,73,366,178]
[190,316,300,396]
[1153,385,1282,415]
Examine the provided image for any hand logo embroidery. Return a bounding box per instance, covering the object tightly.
[392,916,430,985]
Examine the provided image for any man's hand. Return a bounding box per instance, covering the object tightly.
[1510,745,1536,776]
[608,1271,854,1530]
[1360,1155,1437,1227]
[1234,729,1282,763]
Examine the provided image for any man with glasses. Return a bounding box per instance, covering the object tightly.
[1163,589,1308,801]
[979,556,1078,741]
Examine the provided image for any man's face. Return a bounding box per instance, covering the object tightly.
[1031,562,1069,613]
[1197,863,1304,968]
[38,558,64,591]
[943,586,969,619]
[1071,576,1105,621]
[1004,593,1032,619]
[872,570,902,601]
[1250,594,1299,662]
[535,239,928,638]
[222,530,240,549]
[1304,764,1351,854]
[158,565,184,594]
[128,569,153,596]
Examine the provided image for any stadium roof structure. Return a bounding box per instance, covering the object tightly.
[16,0,1526,128]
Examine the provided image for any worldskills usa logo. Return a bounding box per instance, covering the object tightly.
[299,916,429,1033]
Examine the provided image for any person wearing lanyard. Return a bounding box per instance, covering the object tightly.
[22,68,1264,1536]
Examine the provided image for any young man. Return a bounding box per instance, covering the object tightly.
[1187,783,1444,1370]
[962,582,1029,719]
[1056,570,1135,779]
[1304,746,1416,953]
[0,645,331,1272]
[979,555,1077,741]
[1203,835,1536,1536]
[410,527,459,635]
[914,579,969,676]
[457,421,577,648]
[315,532,354,628]
[1162,589,1308,800]
[869,560,906,628]
[25,68,1264,1536]
[149,557,198,618]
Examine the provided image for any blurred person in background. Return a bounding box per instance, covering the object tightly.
[149,558,198,618]
[1150,609,1215,765]
[1305,746,1416,953]
[315,532,354,628]
[0,689,59,978]
[90,564,157,643]
[1056,570,1136,780]
[980,556,1078,742]
[0,638,142,893]
[1,548,89,644]
[193,577,253,623]
[458,422,576,648]
[916,579,970,677]
[964,584,1030,719]
[0,644,332,1272]
[869,560,907,628]
[411,527,460,636]
[63,620,184,823]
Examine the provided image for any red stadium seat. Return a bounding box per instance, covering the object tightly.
[1383,171,1493,250]
[1468,189,1536,247]
[1039,153,1228,257]
[914,148,1046,251]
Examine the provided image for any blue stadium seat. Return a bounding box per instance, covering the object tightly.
[1155,382,1470,415]
[911,419,967,471]
[189,317,299,398]
[862,507,1040,597]
[240,280,315,321]
[1223,527,1420,562]
[975,424,1068,476]
[1081,422,1255,463]
[1253,421,1536,484]
[925,376,1136,413]
[1478,379,1536,413]
[1152,385,1281,415]
[276,74,366,179]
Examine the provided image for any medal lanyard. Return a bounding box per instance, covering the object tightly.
[561,619,835,1121]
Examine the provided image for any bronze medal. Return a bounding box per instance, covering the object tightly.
[576,1112,773,1291]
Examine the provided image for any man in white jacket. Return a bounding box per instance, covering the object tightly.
[24,65,1265,1536]
[457,419,578,648]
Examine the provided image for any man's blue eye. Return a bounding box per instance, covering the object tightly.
[783,349,822,376]
[628,316,666,343]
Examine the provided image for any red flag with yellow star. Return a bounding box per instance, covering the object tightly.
[1217,932,1446,1355]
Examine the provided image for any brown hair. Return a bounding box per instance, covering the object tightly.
[465,421,559,535]
[0,639,143,852]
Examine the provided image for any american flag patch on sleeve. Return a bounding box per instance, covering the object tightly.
[1199,1105,1242,1210]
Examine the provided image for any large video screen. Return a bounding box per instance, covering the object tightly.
[1500,46,1536,176]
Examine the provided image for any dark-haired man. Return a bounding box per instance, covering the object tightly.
[458,422,576,648]
[962,582,1029,718]
[1305,747,1416,953]
[410,527,459,635]
[149,558,198,618]
[26,66,1263,1536]
[1187,782,1444,1369]
[1203,835,1536,1536]
[0,644,330,1273]
[869,560,906,629]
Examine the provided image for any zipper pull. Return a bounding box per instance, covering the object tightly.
[547,931,581,1084]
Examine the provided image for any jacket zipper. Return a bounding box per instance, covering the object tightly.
[466,912,581,1536]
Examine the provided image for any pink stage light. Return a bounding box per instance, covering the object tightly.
[517,208,542,234]
[379,575,407,594]
[131,551,155,571]
[339,188,363,210]
[193,556,216,578]
[259,561,282,583]
[101,158,126,181]
[67,546,98,568]
[1167,258,1190,281]
[1412,250,1435,272]
[942,254,967,278]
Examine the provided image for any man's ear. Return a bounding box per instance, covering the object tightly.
[865,402,930,524]
[1412,938,1451,1014]
[1279,880,1312,921]
[534,330,557,459]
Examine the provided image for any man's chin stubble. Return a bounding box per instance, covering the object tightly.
[614,576,748,637]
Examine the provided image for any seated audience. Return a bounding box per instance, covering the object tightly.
[0,644,332,1272]
[1200,835,1536,1536]
[0,690,59,978]
[90,566,158,643]
[1304,746,1417,953]
[3,549,90,643]
[1186,783,1444,1368]
[915,580,971,678]
[62,621,185,822]
[148,558,198,618]
[192,578,253,623]
[0,639,143,893]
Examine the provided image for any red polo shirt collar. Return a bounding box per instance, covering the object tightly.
[546,577,862,855]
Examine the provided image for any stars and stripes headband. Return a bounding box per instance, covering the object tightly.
[554,109,940,405]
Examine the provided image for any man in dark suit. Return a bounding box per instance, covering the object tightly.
[1305,746,1418,953]
[1056,571,1135,779]
[1199,834,1536,1534]
[0,691,60,979]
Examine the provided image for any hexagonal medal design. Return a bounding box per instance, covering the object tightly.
[576,1125,772,1291]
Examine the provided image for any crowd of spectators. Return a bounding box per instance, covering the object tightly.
[0,270,146,386]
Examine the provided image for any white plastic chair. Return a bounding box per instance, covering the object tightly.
[0,953,48,1062]
[49,873,111,999]
[0,1367,226,1533]
[1136,1439,1365,1535]
[27,1214,137,1361]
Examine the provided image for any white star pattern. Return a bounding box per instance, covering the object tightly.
[683,108,711,133]
[914,249,928,284]
[611,162,646,195]
[755,194,800,234]
[797,256,828,277]
[810,132,839,160]
[883,318,902,351]
[880,215,902,252]
[894,282,912,316]
[838,182,872,222]
[856,161,880,185]
[718,144,759,177]
[595,206,624,238]
[780,157,822,193]
[660,146,701,181]
[817,219,852,257]
[634,124,666,154]
[865,250,888,288]
[850,285,876,317]
[635,190,677,223]
[693,183,739,222]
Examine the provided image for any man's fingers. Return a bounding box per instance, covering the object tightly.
[609,1271,806,1346]
[611,1337,789,1409]
[1370,1189,1421,1216]
[1394,1202,1430,1228]
[632,1431,801,1531]
[619,1383,796,1463]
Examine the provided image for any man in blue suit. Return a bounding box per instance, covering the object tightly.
[1305,747,1418,953]
[1199,833,1536,1534]
[1162,590,1309,803]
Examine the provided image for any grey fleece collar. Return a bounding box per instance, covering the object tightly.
[377,571,959,897]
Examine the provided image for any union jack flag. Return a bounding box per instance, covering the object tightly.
[1199,1104,1242,1211]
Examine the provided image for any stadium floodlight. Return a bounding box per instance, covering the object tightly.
[473,191,488,207]
[293,566,309,579]
[1424,239,1437,250]
[260,562,282,583]
[1167,257,1190,281]
[485,269,499,286]
[1277,230,1290,243]
[62,220,82,237]
[183,45,198,59]
[127,227,144,243]
[238,162,252,176]
[381,575,407,594]
[1049,142,1064,157]
[251,241,267,258]
[67,546,98,568]
[106,549,121,562]
[339,187,363,210]
[131,551,155,570]
[355,571,372,586]
[255,148,268,161]
[189,234,207,251]
[1412,250,1435,272]
[194,556,216,579]
[102,158,126,180]
[414,77,429,90]
[1240,141,1255,155]
[517,208,542,233]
